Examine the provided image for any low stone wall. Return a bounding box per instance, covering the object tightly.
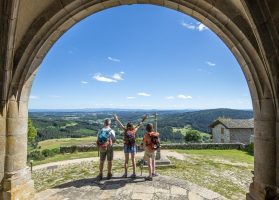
[160,143,246,150]
[60,143,245,153]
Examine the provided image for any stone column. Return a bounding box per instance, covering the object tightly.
[247,98,277,199]
[1,98,34,200]
[0,102,6,198]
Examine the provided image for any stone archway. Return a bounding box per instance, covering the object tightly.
[0,0,278,199]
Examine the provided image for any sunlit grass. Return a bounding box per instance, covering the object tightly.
[37,136,97,150]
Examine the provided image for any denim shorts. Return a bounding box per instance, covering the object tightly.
[124,145,137,154]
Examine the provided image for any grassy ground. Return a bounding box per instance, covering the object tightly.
[159,149,254,199]
[38,137,97,150]
[31,151,99,166]
[32,149,253,199]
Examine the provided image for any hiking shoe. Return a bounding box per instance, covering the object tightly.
[122,173,127,178]
[107,173,113,180]
[96,174,103,181]
[152,172,159,177]
[144,176,153,181]
[130,173,137,179]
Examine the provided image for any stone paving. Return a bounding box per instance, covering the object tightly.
[35,174,227,200]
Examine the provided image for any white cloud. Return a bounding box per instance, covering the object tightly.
[177,94,192,99]
[108,57,120,62]
[127,96,136,99]
[206,61,216,66]
[138,92,151,97]
[165,96,175,100]
[181,21,196,30]
[30,95,39,100]
[81,81,88,84]
[93,74,117,83]
[197,23,209,31]
[181,21,209,32]
[112,73,124,81]
[120,72,125,74]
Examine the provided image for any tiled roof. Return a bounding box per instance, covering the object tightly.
[209,118,254,129]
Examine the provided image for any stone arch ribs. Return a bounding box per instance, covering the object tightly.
[2,0,278,199]
[241,0,279,112]
[12,0,270,103]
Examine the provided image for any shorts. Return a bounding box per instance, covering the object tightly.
[144,150,155,160]
[99,146,113,161]
[124,145,137,154]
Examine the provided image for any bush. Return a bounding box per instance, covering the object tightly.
[244,143,254,155]
[185,130,202,142]
[42,148,60,157]
[27,150,45,161]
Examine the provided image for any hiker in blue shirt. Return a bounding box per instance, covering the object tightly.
[96,119,116,180]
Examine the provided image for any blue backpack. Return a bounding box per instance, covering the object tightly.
[97,129,111,148]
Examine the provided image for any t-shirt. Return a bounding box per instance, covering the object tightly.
[97,127,116,146]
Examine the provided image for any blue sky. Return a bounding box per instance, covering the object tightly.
[29,5,252,110]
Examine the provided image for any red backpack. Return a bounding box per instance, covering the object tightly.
[147,132,160,150]
[124,130,136,147]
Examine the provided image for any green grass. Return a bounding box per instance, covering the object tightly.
[32,149,253,199]
[38,136,97,150]
[31,151,99,166]
[160,149,254,199]
[175,149,254,164]
[73,128,96,134]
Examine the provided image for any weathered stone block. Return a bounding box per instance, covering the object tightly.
[6,136,27,155]
[164,0,178,10]
[7,117,27,136]
[5,153,27,172]
[102,0,121,9]
[119,0,137,5]
[254,137,276,166]
[253,98,276,120]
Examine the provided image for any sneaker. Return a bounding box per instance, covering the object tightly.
[122,173,127,178]
[96,174,103,181]
[144,176,153,181]
[107,173,113,180]
[152,172,159,177]
[130,173,137,179]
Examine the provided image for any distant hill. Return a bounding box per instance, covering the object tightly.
[29,108,253,141]
[158,108,253,133]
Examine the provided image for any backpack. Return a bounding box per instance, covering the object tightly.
[97,129,112,149]
[148,132,160,150]
[124,130,136,147]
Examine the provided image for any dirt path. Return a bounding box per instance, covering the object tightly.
[33,150,185,171]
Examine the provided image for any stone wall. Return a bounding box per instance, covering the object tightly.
[212,124,230,143]
[60,143,246,153]
[230,128,253,144]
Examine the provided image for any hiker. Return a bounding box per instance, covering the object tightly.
[113,114,147,178]
[96,118,116,180]
[143,123,160,181]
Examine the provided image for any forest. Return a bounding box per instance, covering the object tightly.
[29,108,253,143]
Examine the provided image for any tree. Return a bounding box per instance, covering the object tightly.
[28,119,37,142]
[185,129,202,142]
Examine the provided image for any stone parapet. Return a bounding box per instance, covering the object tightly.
[59,143,246,153]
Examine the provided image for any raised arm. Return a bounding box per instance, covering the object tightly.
[134,114,148,131]
[113,114,126,130]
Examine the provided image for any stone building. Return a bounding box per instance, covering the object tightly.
[209,118,254,144]
[1,0,279,199]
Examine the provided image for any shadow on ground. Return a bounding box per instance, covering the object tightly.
[54,176,146,190]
